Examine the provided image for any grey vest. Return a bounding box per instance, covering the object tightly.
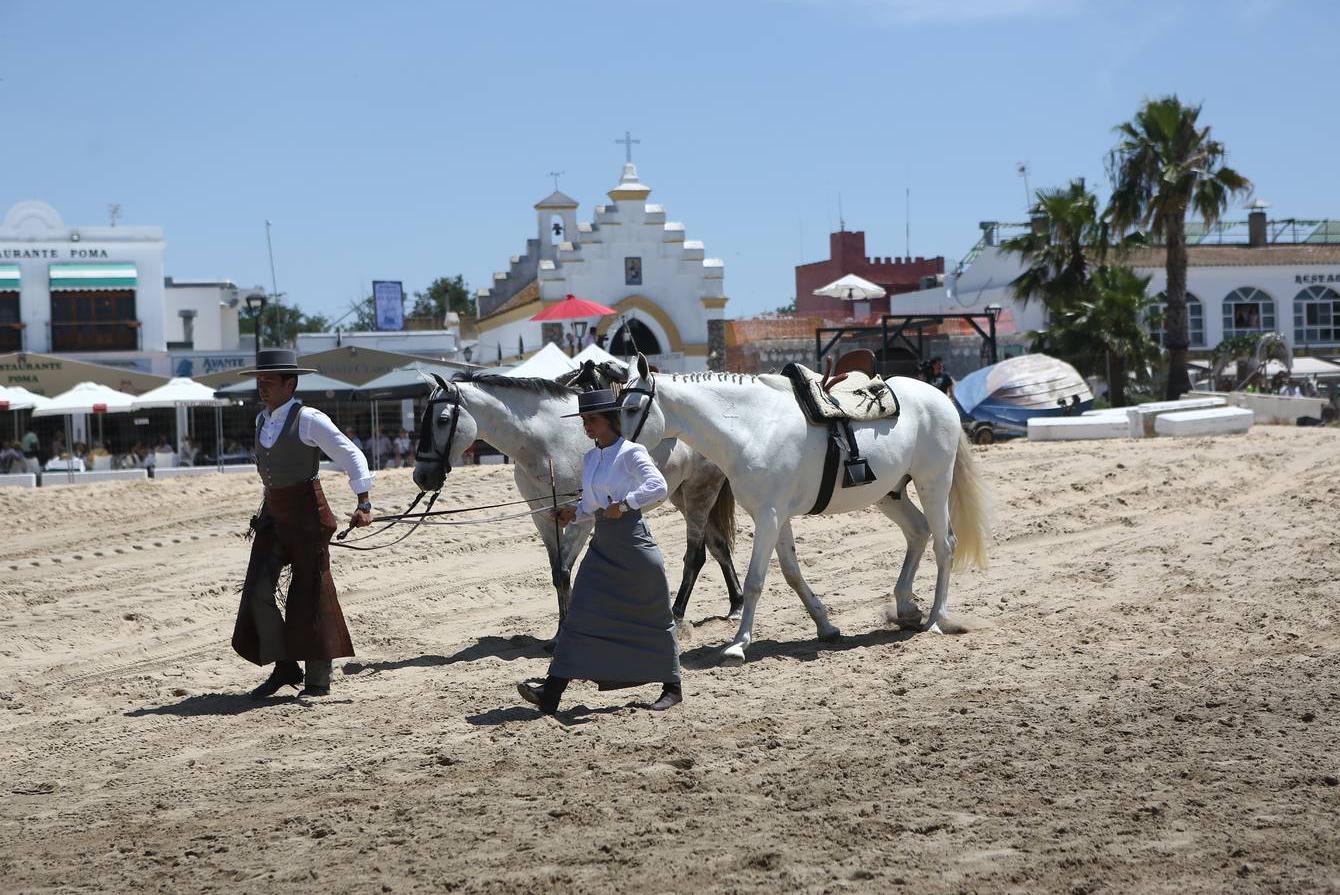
[256,401,320,491]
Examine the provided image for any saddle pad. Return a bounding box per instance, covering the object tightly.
[780,362,900,425]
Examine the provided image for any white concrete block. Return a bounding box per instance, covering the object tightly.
[1125,397,1227,437]
[41,469,150,487]
[1027,416,1129,441]
[1193,391,1325,425]
[221,464,259,475]
[0,473,37,488]
[1154,407,1254,437]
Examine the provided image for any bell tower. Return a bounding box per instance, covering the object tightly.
[534,188,579,261]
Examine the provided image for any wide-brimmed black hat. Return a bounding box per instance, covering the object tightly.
[562,388,621,417]
[238,348,318,377]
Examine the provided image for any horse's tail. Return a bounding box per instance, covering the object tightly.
[708,478,736,552]
[949,430,992,571]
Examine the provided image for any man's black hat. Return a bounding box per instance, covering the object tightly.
[238,348,318,377]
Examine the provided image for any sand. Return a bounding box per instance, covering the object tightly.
[1,427,1338,893]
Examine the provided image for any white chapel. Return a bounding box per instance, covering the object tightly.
[474,160,728,372]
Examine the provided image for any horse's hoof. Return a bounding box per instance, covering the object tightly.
[719,644,747,666]
[923,620,944,635]
[819,627,842,643]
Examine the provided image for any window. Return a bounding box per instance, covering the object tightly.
[50,289,139,351]
[0,292,19,351]
[1221,287,1275,339]
[624,256,642,286]
[1147,292,1204,348]
[1293,285,1340,346]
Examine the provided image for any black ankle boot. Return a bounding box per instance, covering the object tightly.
[517,676,568,715]
[250,661,302,700]
[650,682,683,711]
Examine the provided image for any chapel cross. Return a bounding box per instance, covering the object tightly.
[615,130,640,163]
[548,170,564,191]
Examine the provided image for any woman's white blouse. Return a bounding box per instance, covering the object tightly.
[576,437,668,522]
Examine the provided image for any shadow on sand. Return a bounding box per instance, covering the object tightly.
[679,626,918,668]
[337,635,552,679]
[466,701,637,728]
[124,691,340,718]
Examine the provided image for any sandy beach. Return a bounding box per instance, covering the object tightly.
[1,427,1338,893]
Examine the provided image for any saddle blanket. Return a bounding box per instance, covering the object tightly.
[780,362,900,425]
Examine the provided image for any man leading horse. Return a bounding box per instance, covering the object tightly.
[231,349,374,699]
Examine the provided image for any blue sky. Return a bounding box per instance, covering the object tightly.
[4,0,1336,320]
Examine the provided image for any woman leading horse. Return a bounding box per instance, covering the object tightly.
[517,388,683,714]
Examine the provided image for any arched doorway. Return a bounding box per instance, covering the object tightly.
[607,318,662,356]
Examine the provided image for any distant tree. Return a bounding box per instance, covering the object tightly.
[1028,265,1158,407]
[775,299,796,315]
[1106,96,1252,399]
[239,303,330,348]
[410,275,474,323]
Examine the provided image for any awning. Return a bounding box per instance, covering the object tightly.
[49,263,138,290]
[0,264,18,290]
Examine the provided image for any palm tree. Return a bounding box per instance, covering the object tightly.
[1029,265,1159,407]
[1107,96,1252,399]
[1002,179,1124,310]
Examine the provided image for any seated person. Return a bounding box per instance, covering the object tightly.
[0,442,24,474]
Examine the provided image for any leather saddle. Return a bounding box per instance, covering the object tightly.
[780,353,901,509]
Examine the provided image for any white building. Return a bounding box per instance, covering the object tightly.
[892,210,1340,356]
[474,163,728,372]
[0,201,250,381]
[296,324,461,360]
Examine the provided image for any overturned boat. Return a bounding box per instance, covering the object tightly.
[954,353,1093,442]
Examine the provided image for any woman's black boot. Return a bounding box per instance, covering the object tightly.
[517,676,568,715]
[650,681,682,711]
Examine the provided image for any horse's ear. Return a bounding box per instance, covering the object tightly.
[431,373,449,391]
[636,352,650,380]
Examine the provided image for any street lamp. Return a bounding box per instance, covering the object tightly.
[245,292,268,366]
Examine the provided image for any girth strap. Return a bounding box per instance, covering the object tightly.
[806,426,841,515]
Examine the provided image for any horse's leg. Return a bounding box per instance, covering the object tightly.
[775,520,840,642]
[915,479,958,634]
[670,489,709,620]
[533,515,567,647]
[875,492,931,627]
[705,528,743,619]
[722,511,780,666]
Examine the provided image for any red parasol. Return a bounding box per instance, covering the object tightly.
[530,294,617,321]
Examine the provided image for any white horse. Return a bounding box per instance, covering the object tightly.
[410,371,741,635]
[617,354,992,664]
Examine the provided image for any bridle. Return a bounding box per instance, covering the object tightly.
[415,382,462,474]
[620,372,657,444]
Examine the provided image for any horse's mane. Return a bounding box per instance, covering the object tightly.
[453,370,578,400]
[650,371,790,392]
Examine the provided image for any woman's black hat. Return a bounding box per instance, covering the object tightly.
[238,348,318,377]
[562,388,621,417]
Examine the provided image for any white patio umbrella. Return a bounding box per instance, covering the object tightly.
[813,273,887,301]
[131,377,231,471]
[32,382,137,481]
[0,386,52,448]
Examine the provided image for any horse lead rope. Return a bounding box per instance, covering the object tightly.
[329,490,582,551]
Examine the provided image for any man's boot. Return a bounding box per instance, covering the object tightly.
[250,660,302,700]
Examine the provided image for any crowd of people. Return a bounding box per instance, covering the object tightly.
[341,426,417,469]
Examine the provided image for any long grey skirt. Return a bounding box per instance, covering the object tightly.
[547,508,681,685]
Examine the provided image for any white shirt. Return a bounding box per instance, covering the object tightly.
[256,398,374,495]
[575,436,668,522]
